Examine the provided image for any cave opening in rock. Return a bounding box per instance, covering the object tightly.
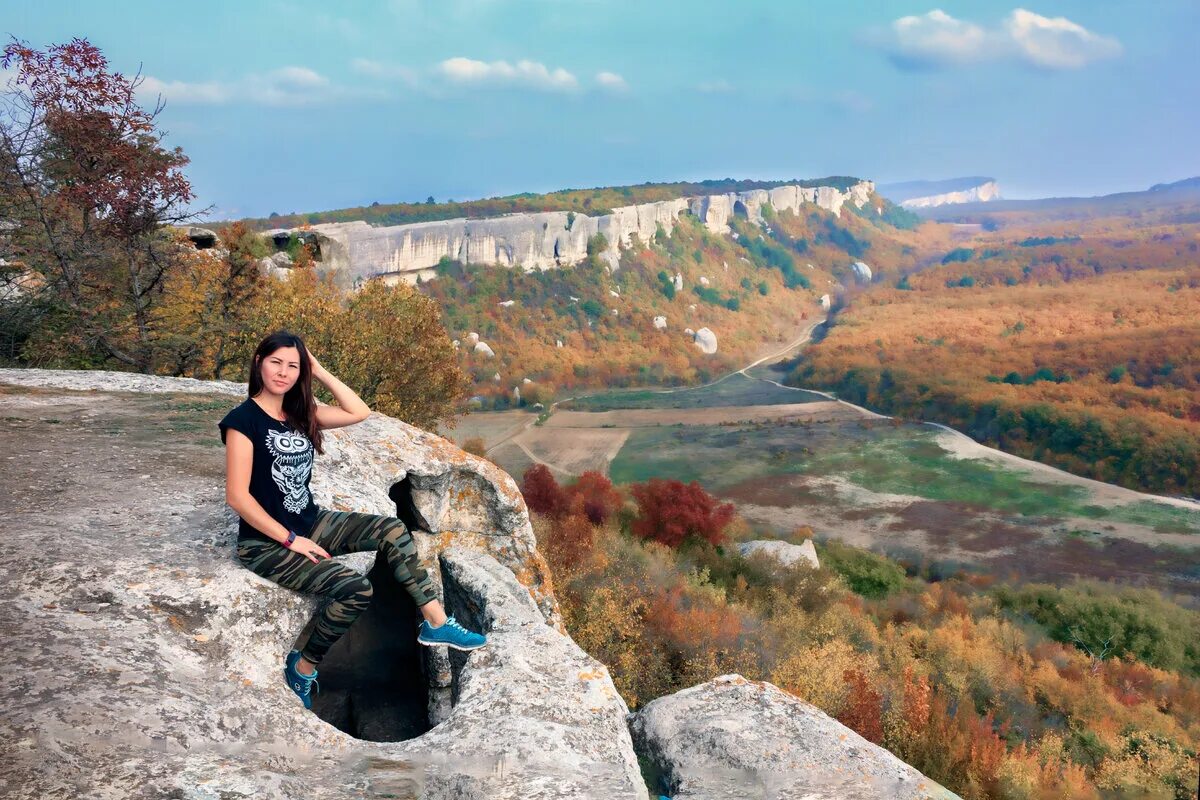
[732,200,749,218]
[297,478,442,742]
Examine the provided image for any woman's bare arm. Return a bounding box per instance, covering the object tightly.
[224,429,291,543]
[308,355,370,430]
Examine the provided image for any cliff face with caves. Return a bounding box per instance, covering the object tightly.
[289,181,875,284]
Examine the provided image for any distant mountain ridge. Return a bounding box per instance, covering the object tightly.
[912,176,1200,223]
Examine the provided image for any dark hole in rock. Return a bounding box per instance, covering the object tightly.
[188,232,216,249]
[732,200,749,218]
[295,478,439,741]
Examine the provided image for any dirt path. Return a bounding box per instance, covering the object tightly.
[541,402,857,429]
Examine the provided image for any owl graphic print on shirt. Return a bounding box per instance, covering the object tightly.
[265,428,313,513]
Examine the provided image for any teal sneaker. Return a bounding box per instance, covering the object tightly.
[417,616,487,651]
[283,649,320,709]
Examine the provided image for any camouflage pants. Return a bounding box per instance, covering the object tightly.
[236,508,439,666]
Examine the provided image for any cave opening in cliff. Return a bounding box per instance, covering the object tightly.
[733,200,749,218]
[297,478,441,742]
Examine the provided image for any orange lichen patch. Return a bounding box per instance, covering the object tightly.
[577,668,606,681]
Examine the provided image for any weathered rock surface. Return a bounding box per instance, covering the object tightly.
[693,327,718,354]
[275,181,873,280]
[630,674,959,800]
[0,369,646,800]
[851,261,873,284]
[652,315,667,330]
[738,539,820,569]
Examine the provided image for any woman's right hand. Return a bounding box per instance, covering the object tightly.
[287,536,331,564]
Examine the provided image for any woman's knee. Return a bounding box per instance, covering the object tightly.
[332,575,374,608]
[381,521,413,548]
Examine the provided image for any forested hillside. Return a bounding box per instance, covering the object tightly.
[418,191,934,406]
[529,468,1200,800]
[785,212,1200,496]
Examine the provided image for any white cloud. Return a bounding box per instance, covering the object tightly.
[876,7,1121,70]
[1003,8,1122,69]
[437,57,579,91]
[139,76,232,105]
[351,58,419,87]
[595,71,628,92]
[139,66,379,108]
[887,9,990,67]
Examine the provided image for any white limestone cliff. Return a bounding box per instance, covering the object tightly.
[278,181,875,282]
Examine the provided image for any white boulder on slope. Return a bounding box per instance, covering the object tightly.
[693,327,718,354]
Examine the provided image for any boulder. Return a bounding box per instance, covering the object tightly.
[498,300,516,308]
[630,674,958,800]
[652,316,667,330]
[673,272,683,292]
[474,341,495,358]
[467,332,480,344]
[555,340,563,348]
[693,327,718,355]
[738,539,819,570]
[820,294,832,310]
[699,276,710,286]
[0,368,647,800]
[851,261,873,284]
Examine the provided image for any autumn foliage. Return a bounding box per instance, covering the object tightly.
[529,489,1200,799]
[629,478,735,547]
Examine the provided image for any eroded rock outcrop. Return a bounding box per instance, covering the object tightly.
[630,674,959,800]
[0,368,646,800]
[278,181,874,281]
[738,538,819,570]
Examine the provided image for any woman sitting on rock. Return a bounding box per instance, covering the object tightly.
[218,330,486,709]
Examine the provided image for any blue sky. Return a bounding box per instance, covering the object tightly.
[7,1,1198,218]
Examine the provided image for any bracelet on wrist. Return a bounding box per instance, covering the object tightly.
[283,530,297,548]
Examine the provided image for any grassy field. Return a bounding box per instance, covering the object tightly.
[611,423,1200,536]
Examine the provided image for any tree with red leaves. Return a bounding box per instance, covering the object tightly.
[1,37,199,369]
[563,470,623,525]
[521,464,564,516]
[629,478,735,548]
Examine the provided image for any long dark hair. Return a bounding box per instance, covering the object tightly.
[247,330,324,455]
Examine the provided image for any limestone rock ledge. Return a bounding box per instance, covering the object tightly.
[286,180,875,280]
[0,369,646,800]
[629,674,960,800]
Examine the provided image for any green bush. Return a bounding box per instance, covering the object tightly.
[817,539,908,599]
[941,248,974,264]
[993,580,1200,675]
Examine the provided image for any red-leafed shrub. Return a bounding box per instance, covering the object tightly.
[839,669,883,743]
[629,478,735,548]
[521,464,564,515]
[563,471,623,525]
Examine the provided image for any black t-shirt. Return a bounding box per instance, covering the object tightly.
[218,398,319,542]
